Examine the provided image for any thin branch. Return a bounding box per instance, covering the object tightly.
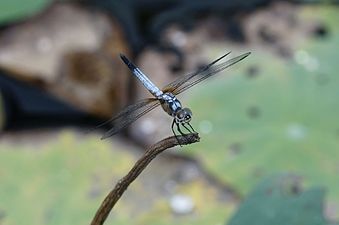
[90,133,200,225]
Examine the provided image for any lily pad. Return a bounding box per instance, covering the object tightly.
[0,0,51,24]
[227,174,328,225]
[184,5,339,207]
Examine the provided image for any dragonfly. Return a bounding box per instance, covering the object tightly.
[96,51,251,141]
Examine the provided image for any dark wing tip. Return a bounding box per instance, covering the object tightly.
[238,52,251,61]
[120,53,130,65]
[211,51,232,64]
[244,52,251,57]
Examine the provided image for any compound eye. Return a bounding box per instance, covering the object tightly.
[184,114,191,122]
[178,112,185,119]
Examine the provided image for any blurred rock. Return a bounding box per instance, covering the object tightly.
[243,1,320,58]
[53,49,127,117]
[0,2,129,118]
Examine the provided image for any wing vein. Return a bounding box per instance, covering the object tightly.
[101,98,160,139]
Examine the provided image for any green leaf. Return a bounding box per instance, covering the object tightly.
[0,0,51,24]
[184,6,339,206]
[227,174,328,225]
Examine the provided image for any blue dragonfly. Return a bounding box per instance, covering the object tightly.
[97,51,251,140]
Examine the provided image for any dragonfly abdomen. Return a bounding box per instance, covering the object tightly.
[120,54,163,98]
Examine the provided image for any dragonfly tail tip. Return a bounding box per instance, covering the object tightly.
[120,53,126,59]
[120,53,131,66]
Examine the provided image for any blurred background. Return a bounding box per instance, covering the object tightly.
[0,0,339,224]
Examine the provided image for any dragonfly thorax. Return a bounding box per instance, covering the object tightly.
[159,92,182,115]
[159,92,192,124]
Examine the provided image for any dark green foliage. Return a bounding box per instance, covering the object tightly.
[0,0,51,24]
[228,174,331,225]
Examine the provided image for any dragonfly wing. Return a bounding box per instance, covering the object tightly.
[101,98,160,139]
[162,52,231,93]
[172,52,251,95]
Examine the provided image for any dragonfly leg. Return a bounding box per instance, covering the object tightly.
[172,119,182,146]
[175,121,185,136]
[187,122,196,133]
[182,123,193,134]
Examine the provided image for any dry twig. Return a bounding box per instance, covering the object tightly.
[90,133,200,225]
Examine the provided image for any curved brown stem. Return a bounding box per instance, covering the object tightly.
[90,133,200,225]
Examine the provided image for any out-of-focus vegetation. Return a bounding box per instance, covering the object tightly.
[0,0,51,23]
[0,132,235,225]
[228,174,331,225]
[0,3,338,225]
[0,132,135,225]
[0,94,3,129]
[186,4,339,212]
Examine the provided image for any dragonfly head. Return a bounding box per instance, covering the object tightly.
[175,108,192,124]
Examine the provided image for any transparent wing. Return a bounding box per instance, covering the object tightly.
[162,52,231,93]
[99,98,160,139]
[174,52,251,94]
[163,52,251,95]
